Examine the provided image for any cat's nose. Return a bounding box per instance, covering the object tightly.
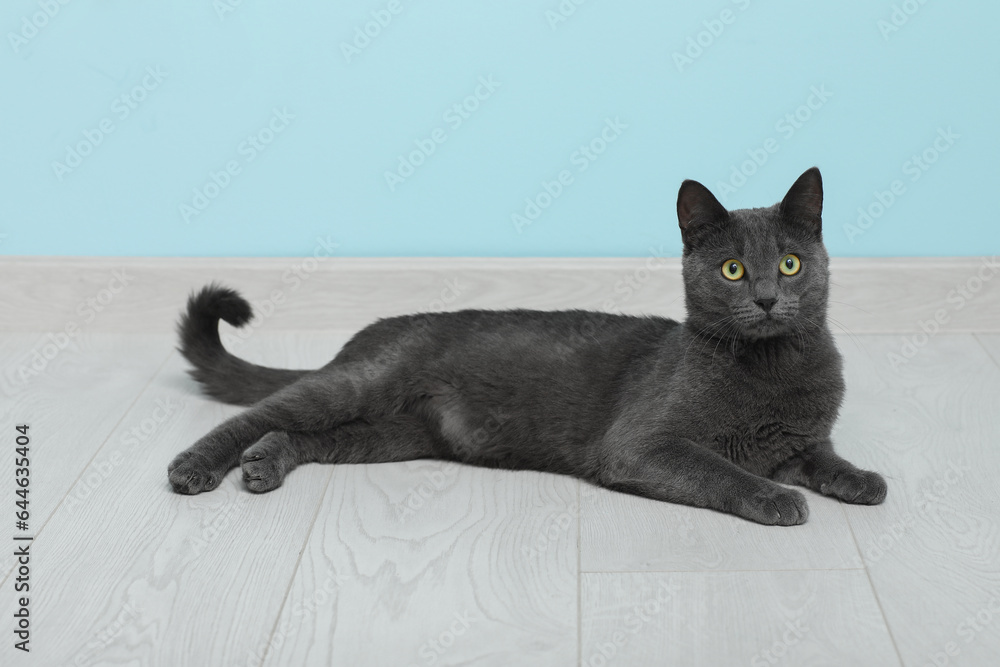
[755,297,776,313]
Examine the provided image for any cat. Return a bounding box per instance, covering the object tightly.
[167,167,887,525]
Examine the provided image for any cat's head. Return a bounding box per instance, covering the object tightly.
[677,167,829,341]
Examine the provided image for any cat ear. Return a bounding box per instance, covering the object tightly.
[779,167,823,234]
[677,179,728,245]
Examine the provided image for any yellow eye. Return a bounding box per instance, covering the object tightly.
[779,254,801,276]
[722,259,744,281]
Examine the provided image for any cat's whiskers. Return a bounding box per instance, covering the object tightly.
[817,314,865,353]
[709,324,730,364]
[730,324,743,358]
[724,321,740,361]
[790,319,808,353]
[711,318,744,365]
[683,323,723,363]
[681,315,738,364]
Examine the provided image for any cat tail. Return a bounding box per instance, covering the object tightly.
[177,284,309,406]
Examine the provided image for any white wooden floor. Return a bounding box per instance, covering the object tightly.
[1,258,999,666]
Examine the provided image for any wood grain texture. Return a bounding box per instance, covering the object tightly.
[261,462,579,666]
[580,571,900,667]
[0,333,172,581]
[836,334,1000,667]
[2,256,999,333]
[0,332,349,667]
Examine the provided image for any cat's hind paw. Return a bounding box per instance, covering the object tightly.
[168,450,226,495]
[241,432,296,493]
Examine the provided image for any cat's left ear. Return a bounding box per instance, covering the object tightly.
[779,167,823,235]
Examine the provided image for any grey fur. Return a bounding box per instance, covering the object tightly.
[168,167,886,525]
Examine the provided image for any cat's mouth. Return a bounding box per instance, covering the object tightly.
[739,312,793,339]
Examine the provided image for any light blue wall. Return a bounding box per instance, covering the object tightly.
[2,0,996,257]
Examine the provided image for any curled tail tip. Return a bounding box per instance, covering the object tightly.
[177,283,253,362]
[186,283,253,327]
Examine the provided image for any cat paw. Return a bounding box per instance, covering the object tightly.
[241,432,295,493]
[737,485,809,526]
[168,450,226,495]
[820,469,887,505]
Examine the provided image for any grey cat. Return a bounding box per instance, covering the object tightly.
[168,167,886,525]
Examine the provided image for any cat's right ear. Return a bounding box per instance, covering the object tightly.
[677,179,728,246]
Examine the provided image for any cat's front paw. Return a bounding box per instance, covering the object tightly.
[820,469,887,505]
[168,450,227,495]
[737,485,809,526]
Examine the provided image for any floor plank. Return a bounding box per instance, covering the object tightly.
[0,332,348,667]
[0,333,172,580]
[261,462,579,666]
[837,334,1000,667]
[580,571,900,667]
